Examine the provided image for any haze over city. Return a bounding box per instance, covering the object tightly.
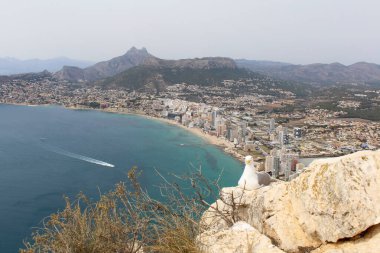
[2,0,380,252]
[1,0,379,65]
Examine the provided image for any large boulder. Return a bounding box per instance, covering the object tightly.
[201,150,380,252]
[288,150,380,243]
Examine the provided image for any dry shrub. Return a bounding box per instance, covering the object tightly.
[21,168,152,253]
[20,167,203,253]
[20,167,245,253]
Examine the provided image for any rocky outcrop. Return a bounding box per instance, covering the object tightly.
[311,224,380,253]
[198,221,285,253]
[54,47,155,82]
[83,47,155,81]
[200,150,380,253]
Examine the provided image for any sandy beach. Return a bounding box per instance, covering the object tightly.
[39,104,246,161]
[134,114,245,161]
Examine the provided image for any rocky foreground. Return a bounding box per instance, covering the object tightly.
[199,149,380,253]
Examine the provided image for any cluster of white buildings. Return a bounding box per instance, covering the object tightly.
[264,147,305,181]
[265,121,305,181]
[160,99,250,146]
[159,98,307,181]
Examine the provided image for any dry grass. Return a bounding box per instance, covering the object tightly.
[21,167,246,253]
[20,168,203,253]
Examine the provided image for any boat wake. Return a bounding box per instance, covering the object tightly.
[43,144,115,168]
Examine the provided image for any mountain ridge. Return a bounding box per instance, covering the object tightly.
[54,47,241,87]
[54,47,155,82]
[236,59,380,85]
[5,48,380,91]
[96,64,249,91]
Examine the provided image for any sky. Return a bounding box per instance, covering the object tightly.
[0,0,379,65]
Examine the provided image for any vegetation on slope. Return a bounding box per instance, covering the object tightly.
[98,66,254,90]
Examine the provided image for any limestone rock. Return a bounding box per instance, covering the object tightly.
[311,224,380,253]
[289,150,380,243]
[198,221,285,253]
[202,150,380,252]
[243,182,321,252]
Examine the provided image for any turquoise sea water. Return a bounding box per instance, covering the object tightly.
[0,104,242,252]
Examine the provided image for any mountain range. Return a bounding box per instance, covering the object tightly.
[2,47,380,90]
[54,47,253,91]
[236,59,380,85]
[98,54,253,89]
[0,57,93,75]
[55,48,380,87]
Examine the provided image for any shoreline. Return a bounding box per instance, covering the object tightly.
[1,102,244,161]
[0,103,349,162]
[140,114,244,161]
[71,106,245,161]
[69,107,245,161]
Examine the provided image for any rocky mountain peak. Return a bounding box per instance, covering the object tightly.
[124,47,150,57]
[121,47,154,66]
[54,47,156,82]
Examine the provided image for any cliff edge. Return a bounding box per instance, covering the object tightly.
[199,149,380,253]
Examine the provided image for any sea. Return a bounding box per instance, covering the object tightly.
[0,104,242,252]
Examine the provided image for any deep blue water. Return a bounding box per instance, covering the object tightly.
[0,104,242,252]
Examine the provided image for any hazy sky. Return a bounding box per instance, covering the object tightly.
[0,0,379,64]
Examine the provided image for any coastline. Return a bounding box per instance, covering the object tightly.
[77,106,245,161]
[140,114,244,161]
[69,106,245,161]
[1,103,244,161]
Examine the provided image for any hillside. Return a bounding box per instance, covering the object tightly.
[96,57,314,97]
[0,49,312,97]
[96,57,252,91]
[54,47,155,82]
[57,47,257,91]
[237,59,380,85]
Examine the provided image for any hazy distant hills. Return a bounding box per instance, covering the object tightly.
[5,47,380,92]
[0,57,93,75]
[235,59,293,72]
[0,70,53,83]
[236,59,380,85]
[54,47,156,82]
